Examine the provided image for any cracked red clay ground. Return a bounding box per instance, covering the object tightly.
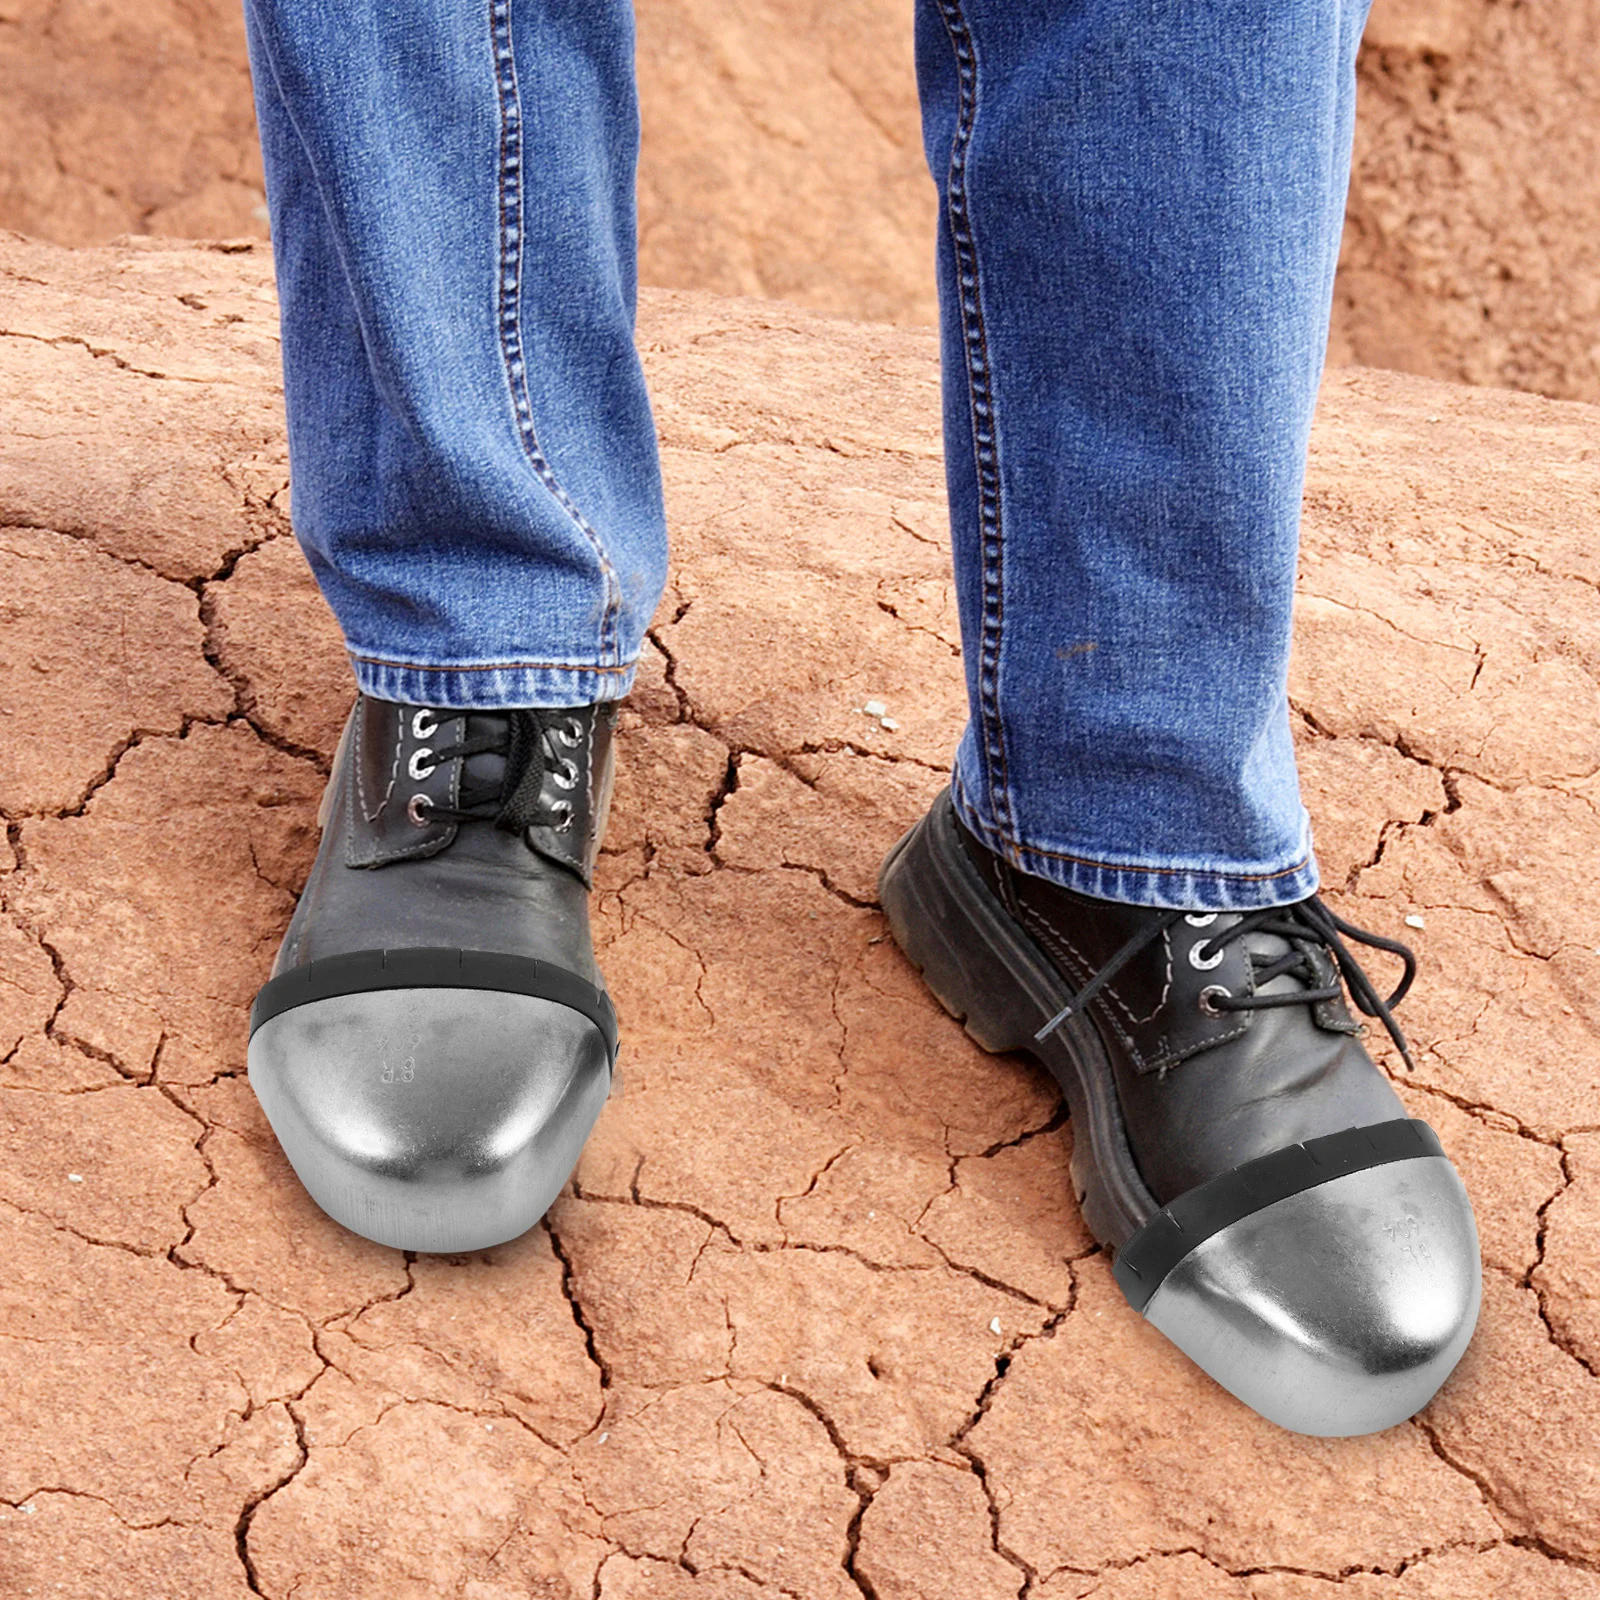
[1,234,1598,1599]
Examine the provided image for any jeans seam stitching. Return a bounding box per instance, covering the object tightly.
[954,777,1316,887]
[1018,844,1317,883]
[351,652,634,675]
[490,0,622,663]
[936,0,1012,837]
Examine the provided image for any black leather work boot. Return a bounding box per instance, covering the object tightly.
[879,791,1480,1436]
[247,695,619,1253]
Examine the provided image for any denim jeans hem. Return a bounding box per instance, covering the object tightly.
[950,769,1321,913]
[352,654,637,710]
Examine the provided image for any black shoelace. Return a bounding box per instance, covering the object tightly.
[413,708,583,835]
[1034,895,1418,1069]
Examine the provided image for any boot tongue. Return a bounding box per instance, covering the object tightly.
[460,710,515,800]
[1241,924,1304,1002]
[1232,915,1345,1011]
[457,709,559,838]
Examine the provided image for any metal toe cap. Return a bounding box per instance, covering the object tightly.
[1142,1156,1481,1436]
[247,985,612,1253]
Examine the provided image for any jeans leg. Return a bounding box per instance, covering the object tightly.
[243,0,666,709]
[916,0,1369,910]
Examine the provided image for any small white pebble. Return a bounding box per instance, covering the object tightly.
[779,1374,788,1386]
[1426,415,1442,423]
[863,699,888,717]
[485,1423,493,1431]
[1404,914,1426,930]
[67,1173,83,1183]
[19,1504,33,1515]
[867,1210,876,1220]
[597,1432,609,1444]
[989,1316,1002,1335]
[880,717,900,732]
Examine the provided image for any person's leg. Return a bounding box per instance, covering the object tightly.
[245,0,664,708]
[884,0,1480,1435]
[917,0,1353,910]
[243,0,657,1252]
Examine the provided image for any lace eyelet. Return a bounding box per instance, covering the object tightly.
[407,793,433,827]
[1184,912,1218,928]
[411,709,439,740]
[1198,984,1231,1016]
[550,799,574,832]
[556,718,584,748]
[550,757,580,791]
[1188,939,1225,972]
[408,747,437,781]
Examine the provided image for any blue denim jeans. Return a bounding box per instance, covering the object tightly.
[244,0,1369,911]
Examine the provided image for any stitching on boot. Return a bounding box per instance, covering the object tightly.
[355,702,401,824]
[1015,900,1168,1033]
[373,714,464,864]
[1016,901,1151,1070]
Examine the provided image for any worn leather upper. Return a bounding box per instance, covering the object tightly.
[275,696,615,984]
[957,819,1407,1205]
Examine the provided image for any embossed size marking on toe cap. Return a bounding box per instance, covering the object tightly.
[1112,1118,1446,1313]
[249,946,618,1064]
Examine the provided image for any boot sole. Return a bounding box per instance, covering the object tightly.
[877,792,1159,1249]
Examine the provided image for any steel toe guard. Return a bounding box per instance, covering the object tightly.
[877,790,1481,1434]
[247,696,618,1253]
[1118,1121,1480,1434]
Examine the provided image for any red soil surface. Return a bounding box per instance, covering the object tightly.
[1,233,1598,1596]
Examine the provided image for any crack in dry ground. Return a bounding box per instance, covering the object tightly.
[0,326,264,388]
[1526,1145,1597,1380]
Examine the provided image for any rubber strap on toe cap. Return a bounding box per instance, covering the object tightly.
[249,947,619,1065]
[1113,1118,1445,1314]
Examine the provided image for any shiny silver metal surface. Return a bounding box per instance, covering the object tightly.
[1143,1156,1481,1436]
[248,986,611,1253]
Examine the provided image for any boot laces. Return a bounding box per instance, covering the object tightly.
[409,708,583,835]
[1033,895,1417,1069]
